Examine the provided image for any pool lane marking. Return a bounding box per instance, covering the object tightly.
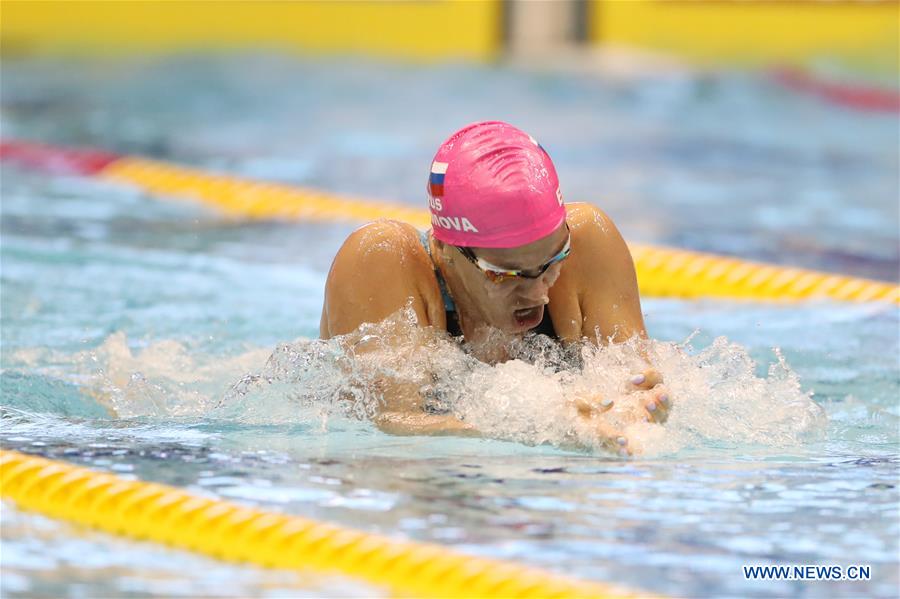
[770,67,900,114]
[0,449,648,599]
[105,157,431,226]
[2,139,897,305]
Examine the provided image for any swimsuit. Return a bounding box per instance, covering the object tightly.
[416,230,569,414]
[418,230,558,340]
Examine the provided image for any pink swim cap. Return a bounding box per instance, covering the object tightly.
[427,121,565,248]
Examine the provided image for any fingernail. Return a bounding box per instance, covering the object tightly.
[642,415,650,422]
[630,374,645,385]
[618,449,629,457]
[601,397,613,407]
[646,401,657,412]
[660,394,669,405]
[616,436,627,446]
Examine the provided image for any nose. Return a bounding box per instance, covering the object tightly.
[517,268,557,303]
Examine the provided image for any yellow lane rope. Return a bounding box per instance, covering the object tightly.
[0,449,645,599]
[100,158,899,305]
[630,245,898,304]
[103,158,432,227]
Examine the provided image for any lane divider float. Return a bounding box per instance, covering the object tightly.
[2,139,897,304]
[0,449,644,599]
[770,66,900,114]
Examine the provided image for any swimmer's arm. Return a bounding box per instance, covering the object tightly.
[322,224,475,435]
[371,375,480,437]
[320,221,443,338]
[569,206,672,422]
[574,205,647,343]
[375,411,480,437]
[334,351,479,438]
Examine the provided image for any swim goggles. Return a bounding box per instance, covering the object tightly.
[455,223,571,283]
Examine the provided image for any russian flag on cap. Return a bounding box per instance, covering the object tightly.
[429,161,448,197]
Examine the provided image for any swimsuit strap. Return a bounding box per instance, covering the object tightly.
[419,229,456,313]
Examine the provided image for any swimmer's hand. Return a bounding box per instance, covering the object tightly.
[571,393,615,418]
[572,401,635,457]
[629,368,671,424]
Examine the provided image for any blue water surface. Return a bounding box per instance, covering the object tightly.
[1,54,898,598]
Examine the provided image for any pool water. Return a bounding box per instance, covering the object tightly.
[1,54,898,598]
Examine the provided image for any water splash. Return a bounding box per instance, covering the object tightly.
[211,308,827,456]
[6,332,270,419]
[7,309,826,456]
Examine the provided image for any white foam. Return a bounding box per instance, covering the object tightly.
[15,307,827,457]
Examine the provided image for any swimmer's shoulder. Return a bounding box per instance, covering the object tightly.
[561,202,645,342]
[565,202,617,244]
[321,220,446,338]
[333,219,435,280]
[563,202,632,267]
[527,204,620,343]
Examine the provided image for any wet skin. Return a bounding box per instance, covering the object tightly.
[320,202,671,454]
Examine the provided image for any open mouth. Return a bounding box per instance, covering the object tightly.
[513,305,544,328]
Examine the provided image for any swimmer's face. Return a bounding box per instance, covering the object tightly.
[455,222,569,333]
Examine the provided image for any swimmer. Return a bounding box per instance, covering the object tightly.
[320,121,670,454]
